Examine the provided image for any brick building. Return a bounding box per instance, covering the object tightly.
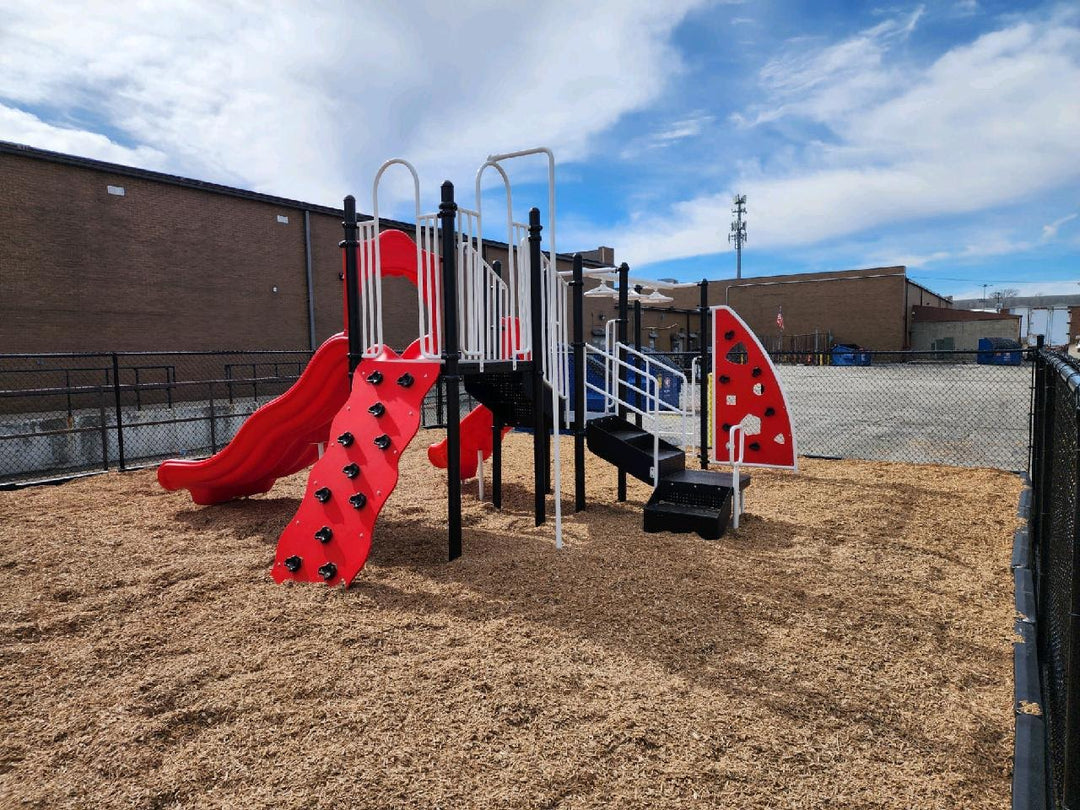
[584,267,951,353]
[0,141,601,354]
[2,140,949,356]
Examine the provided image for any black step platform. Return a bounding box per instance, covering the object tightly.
[586,415,685,484]
[644,470,752,540]
[462,363,562,427]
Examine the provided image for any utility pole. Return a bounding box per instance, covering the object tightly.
[981,283,992,308]
[729,194,747,280]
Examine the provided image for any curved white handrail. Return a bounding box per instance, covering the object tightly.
[370,158,423,358]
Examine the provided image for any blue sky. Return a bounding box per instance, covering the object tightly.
[1,0,1077,300]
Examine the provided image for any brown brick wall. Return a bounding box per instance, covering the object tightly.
[581,267,919,352]
[1,152,319,352]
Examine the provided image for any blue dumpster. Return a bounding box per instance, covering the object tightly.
[831,344,871,366]
[977,337,1022,366]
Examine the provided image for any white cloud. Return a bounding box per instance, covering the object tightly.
[605,10,1080,266]
[1042,212,1079,240]
[0,105,168,168]
[0,0,705,211]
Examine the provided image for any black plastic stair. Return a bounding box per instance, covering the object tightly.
[462,361,562,427]
[585,415,685,484]
[644,469,751,540]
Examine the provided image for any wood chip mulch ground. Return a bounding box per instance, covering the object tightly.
[0,433,1021,809]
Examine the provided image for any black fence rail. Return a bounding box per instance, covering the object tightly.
[1030,348,1080,809]
[0,350,314,485]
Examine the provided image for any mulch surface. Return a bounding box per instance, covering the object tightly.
[0,433,1021,809]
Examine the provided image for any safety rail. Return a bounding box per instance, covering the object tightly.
[584,343,692,484]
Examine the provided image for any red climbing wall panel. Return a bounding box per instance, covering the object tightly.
[272,345,439,587]
[711,306,797,469]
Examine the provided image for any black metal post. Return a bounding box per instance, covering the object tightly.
[1067,406,1080,809]
[572,254,586,511]
[111,353,125,471]
[617,262,629,502]
[699,279,709,469]
[97,389,109,470]
[492,416,503,509]
[634,285,643,429]
[439,182,463,560]
[341,195,362,379]
[529,208,547,525]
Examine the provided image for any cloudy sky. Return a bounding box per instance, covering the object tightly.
[2,0,1077,299]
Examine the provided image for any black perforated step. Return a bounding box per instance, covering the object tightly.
[585,415,685,484]
[462,363,562,427]
[643,469,752,540]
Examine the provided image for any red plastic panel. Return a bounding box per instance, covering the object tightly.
[711,306,796,469]
[157,333,350,504]
[271,345,439,587]
[342,229,439,352]
[427,404,511,479]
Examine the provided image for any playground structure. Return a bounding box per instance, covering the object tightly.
[158,148,797,586]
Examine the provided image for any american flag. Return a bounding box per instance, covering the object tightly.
[776,306,785,331]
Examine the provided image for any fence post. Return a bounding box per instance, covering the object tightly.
[97,388,109,470]
[1067,394,1080,808]
[208,382,218,455]
[111,353,126,471]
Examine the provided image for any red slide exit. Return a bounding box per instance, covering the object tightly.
[158,333,350,505]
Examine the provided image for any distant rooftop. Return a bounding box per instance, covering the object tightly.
[954,294,1080,309]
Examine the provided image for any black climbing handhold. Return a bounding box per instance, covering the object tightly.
[349,492,367,509]
[724,330,735,340]
[314,526,333,544]
[751,366,762,378]
[283,555,302,572]
[719,375,730,384]
[374,434,391,450]
[397,373,414,388]
[314,487,332,503]
[749,442,761,451]
[343,462,360,479]
[366,370,383,385]
[318,562,337,581]
[721,423,732,432]
[764,406,776,417]
[337,431,354,447]
[368,402,386,417]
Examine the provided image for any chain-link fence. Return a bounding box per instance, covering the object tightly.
[1031,348,1080,809]
[0,350,313,485]
[678,349,1033,470]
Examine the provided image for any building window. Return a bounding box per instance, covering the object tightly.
[107,185,125,196]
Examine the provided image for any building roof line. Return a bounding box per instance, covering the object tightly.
[0,139,607,266]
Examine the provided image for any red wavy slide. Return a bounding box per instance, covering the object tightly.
[427,403,510,480]
[158,333,350,505]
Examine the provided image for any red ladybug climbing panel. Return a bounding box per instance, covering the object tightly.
[710,306,797,469]
[272,341,439,587]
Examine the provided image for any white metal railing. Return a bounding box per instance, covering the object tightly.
[416,212,441,359]
[584,342,692,484]
[455,208,514,368]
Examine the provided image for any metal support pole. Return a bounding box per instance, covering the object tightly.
[572,253,586,511]
[529,208,546,525]
[634,286,643,429]
[111,353,126,471]
[492,417,503,509]
[617,262,629,502]
[699,279,709,469]
[342,196,362,379]
[439,182,463,561]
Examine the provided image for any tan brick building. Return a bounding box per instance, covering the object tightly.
[2,140,948,356]
[0,141,600,354]
[584,267,951,352]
